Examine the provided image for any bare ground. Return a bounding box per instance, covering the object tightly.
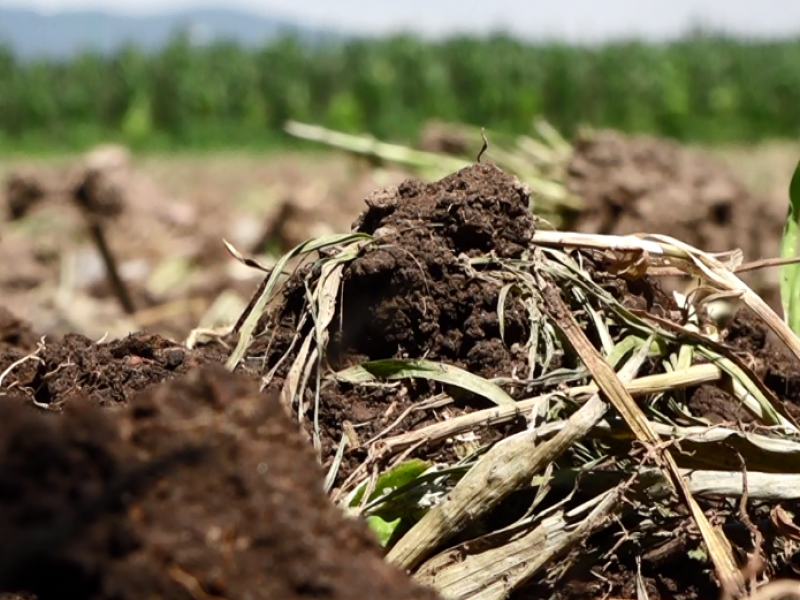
[2,138,800,600]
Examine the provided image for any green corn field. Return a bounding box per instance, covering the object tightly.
[3,30,800,151]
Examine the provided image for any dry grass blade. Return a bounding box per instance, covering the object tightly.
[639,468,800,500]
[735,580,800,600]
[378,363,721,457]
[540,280,743,593]
[324,432,349,494]
[223,238,281,274]
[225,232,371,371]
[532,230,800,366]
[385,329,653,572]
[334,358,516,406]
[280,333,315,413]
[285,120,469,173]
[414,485,627,600]
[534,419,800,473]
[279,252,352,429]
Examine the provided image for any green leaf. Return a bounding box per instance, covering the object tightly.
[605,335,667,369]
[334,358,516,406]
[349,458,431,508]
[782,159,800,334]
[366,515,404,547]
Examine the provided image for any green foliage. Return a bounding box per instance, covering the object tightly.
[348,459,431,508]
[781,159,800,334]
[4,32,800,151]
[348,459,431,548]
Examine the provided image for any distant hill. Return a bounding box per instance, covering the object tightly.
[0,7,336,59]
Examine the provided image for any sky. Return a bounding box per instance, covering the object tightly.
[3,0,800,40]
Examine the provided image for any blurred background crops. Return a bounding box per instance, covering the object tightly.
[4,31,800,152]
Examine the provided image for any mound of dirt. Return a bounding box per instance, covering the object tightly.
[5,170,47,220]
[567,129,784,306]
[343,163,534,367]
[0,307,39,353]
[0,364,442,600]
[312,165,536,466]
[260,164,675,479]
[0,329,230,408]
[242,162,800,599]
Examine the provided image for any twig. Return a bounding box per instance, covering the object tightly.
[87,219,136,315]
[477,127,488,163]
[649,256,800,277]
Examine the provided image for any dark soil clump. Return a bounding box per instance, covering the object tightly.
[265,164,541,472]
[688,307,800,424]
[0,330,232,409]
[0,364,443,600]
[344,162,534,366]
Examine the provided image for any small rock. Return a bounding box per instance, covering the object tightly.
[165,348,185,370]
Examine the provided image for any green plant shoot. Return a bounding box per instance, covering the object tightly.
[781,158,800,334]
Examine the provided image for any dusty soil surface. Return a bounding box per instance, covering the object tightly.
[0,363,442,600]
[0,150,408,342]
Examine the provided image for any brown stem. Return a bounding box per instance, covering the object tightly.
[87,219,136,315]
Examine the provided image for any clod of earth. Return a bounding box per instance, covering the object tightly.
[0,364,443,600]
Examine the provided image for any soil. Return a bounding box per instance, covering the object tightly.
[567,129,785,309]
[0,363,443,600]
[687,306,800,425]
[255,164,543,476]
[0,329,233,408]
[3,147,800,600]
[0,307,39,353]
[0,150,409,342]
